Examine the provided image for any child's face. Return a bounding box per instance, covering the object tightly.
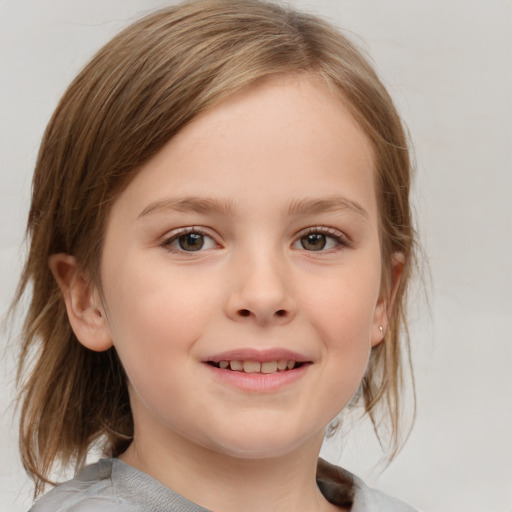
[95,75,389,459]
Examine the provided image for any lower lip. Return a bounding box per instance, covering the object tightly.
[204,363,309,393]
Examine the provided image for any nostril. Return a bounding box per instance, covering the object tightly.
[235,308,290,320]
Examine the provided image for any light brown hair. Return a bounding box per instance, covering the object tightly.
[14,0,416,494]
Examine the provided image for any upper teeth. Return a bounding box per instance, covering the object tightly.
[215,360,296,373]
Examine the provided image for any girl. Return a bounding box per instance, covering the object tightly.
[15,0,418,510]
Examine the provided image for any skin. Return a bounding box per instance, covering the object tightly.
[51,74,401,512]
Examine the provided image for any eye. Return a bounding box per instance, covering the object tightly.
[162,228,217,252]
[294,228,350,252]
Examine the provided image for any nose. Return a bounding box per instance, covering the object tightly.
[225,249,297,326]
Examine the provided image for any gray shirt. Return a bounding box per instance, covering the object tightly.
[30,458,418,511]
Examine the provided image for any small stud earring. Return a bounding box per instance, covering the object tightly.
[379,325,384,335]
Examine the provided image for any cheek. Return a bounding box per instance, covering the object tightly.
[301,263,381,396]
[105,249,216,326]
[306,265,381,343]
[101,256,219,377]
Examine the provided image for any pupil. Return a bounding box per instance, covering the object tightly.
[302,233,326,251]
[179,233,204,251]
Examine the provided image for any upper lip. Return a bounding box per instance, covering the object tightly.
[203,348,311,364]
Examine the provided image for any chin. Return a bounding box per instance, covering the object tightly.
[203,426,323,460]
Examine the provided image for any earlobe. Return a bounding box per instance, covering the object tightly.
[49,253,113,352]
[371,252,405,347]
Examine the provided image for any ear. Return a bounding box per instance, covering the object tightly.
[371,252,404,347]
[49,254,113,352]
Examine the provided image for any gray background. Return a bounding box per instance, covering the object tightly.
[1,1,511,510]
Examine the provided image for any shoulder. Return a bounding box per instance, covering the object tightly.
[29,459,137,512]
[351,475,419,512]
[29,458,210,512]
[316,458,419,512]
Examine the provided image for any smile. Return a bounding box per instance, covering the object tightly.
[207,360,304,373]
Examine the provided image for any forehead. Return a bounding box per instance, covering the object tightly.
[108,74,377,225]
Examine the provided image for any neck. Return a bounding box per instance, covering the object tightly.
[120,428,339,512]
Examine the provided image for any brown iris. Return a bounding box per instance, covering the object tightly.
[300,233,326,251]
[178,233,204,251]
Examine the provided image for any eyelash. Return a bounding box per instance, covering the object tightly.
[161,227,217,253]
[160,226,351,253]
[295,227,351,252]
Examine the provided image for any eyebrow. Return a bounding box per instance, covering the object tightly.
[137,194,369,221]
[287,195,369,221]
[137,197,236,219]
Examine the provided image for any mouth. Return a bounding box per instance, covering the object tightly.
[203,350,311,391]
[206,359,307,374]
